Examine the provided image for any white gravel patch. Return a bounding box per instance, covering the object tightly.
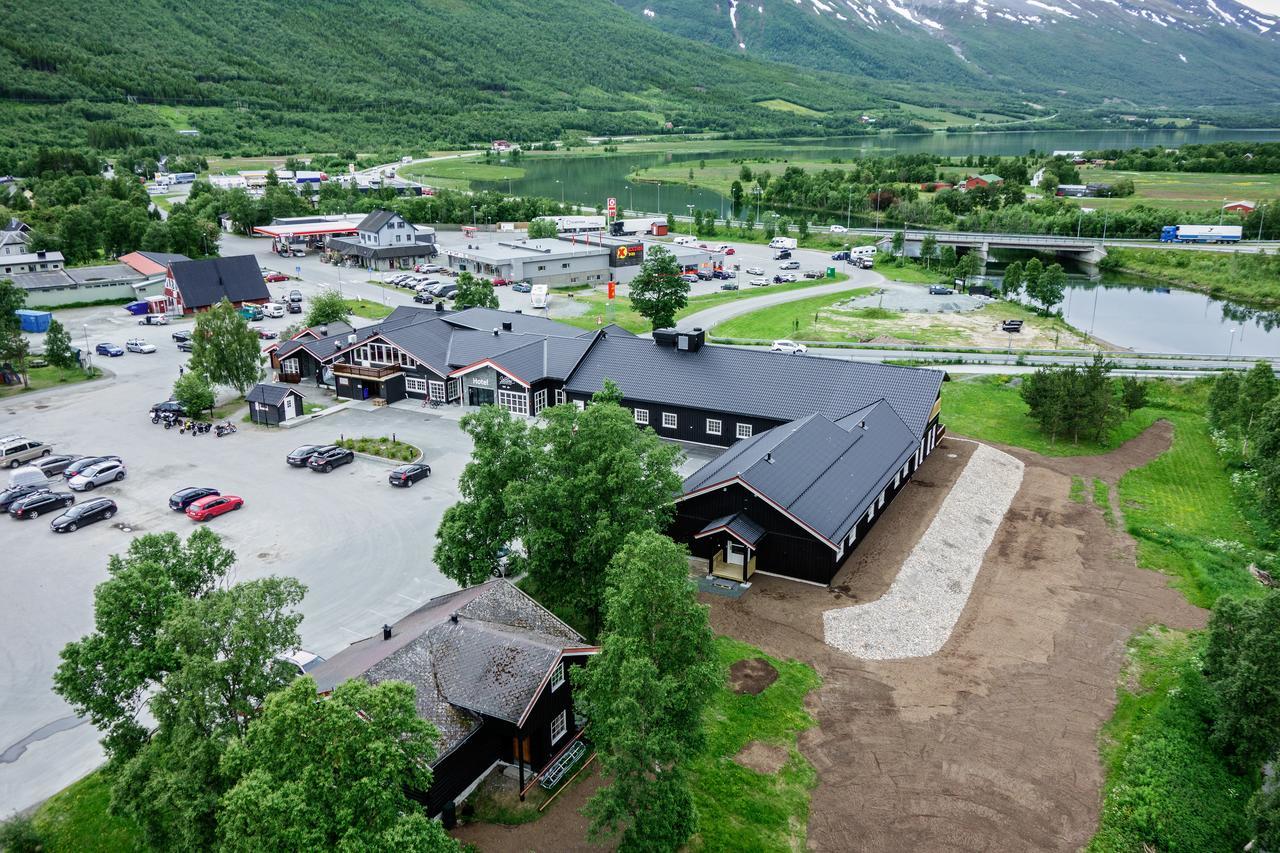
[822,442,1024,660]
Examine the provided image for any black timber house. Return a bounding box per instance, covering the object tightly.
[307,580,598,820]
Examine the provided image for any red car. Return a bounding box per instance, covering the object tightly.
[186,494,244,521]
[264,272,289,283]
[724,247,736,255]
[491,278,510,287]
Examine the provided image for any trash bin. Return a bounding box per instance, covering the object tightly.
[826,267,836,279]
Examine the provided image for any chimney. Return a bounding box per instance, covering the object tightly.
[450,612,459,623]
[347,334,356,345]
[435,302,444,312]
[381,624,392,641]
[492,327,500,336]
[765,452,773,464]
[501,321,513,332]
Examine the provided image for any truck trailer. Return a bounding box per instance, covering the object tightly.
[1160,224,1243,243]
[769,236,798,250]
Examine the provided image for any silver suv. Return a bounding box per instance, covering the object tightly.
[1,438,51,469]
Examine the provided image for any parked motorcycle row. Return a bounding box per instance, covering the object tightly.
[151,411,238,437]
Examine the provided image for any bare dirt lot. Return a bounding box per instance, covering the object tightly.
[708,427,1206,851]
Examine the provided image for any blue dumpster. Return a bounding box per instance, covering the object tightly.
[15,309,52,333]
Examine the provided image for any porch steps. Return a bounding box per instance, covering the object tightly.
[539,739,587,790]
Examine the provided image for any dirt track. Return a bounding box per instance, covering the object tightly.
[709,424,1206,851]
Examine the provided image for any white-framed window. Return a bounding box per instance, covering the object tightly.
[447,379,461,401]
[662,412,677,429]
[281,357,299,374]
[551,663,565,691]
[405,376,427,394]
[736,423,753,439]
[533,389,547,414]
[428,380,446,401]
[574,400,585,411]
[705,418,722,436]
[550,709,567,744]
[497,389,529,415]
[634,408,649,425]
[555,389,566,405]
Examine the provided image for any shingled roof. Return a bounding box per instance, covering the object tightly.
[680,402,919,549]
[168,255,269,309]
[307,580,594,757]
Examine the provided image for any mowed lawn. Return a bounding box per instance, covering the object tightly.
[400,158,523,190]
[1075,167,1280,211]
[0,365,101,399]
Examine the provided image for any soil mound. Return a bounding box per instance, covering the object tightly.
[729,657,778,695]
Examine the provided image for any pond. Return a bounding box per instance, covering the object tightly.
[472,127,1280,217]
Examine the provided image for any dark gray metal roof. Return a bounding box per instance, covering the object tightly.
[356,208,399,233]
[137,251,190,267]
[245,383,302,406]
[169,255,269,309]
[306,580,589,755]
[565,335,943,438]
[443,307,584,338]
[696,512,767,547]
[681,403,919,548]
[327,237,436,260]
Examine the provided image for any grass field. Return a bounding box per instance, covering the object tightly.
[30,770,141,853]
[1103,248,1280,307]
[628,157,861,198]
[755,99,826,117]
[1074,167,1280,211]
[399,158,523,191]
[0,365,101,399]
[690,637,820,851]
[554,275,854,334]
[343,298,395,320]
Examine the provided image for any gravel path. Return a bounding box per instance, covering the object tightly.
[822,441,1024,660]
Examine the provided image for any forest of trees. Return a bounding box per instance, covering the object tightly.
[1083,142,1280,175]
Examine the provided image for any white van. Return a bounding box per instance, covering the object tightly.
[673,235,696,246]
[262,303,286,318]
[530,284,549,309]
[9,465,48,489]
[849,245,877,260]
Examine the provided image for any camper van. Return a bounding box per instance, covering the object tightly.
[530,284,549,309]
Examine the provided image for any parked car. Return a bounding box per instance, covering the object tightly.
[50,497,117,532]
[771,340,808,355]
[436,284,459,299]
[413,292,434,305]
[857,257,874,269]
[125,338,157,354]
[291,249,305,258]
[723,247,736,255]
[95,342,124,357]
[802,270,824,279]
[679,273,699,285]
[286,445,323,467]
[287,289,304,303]
[749,278,768,287]
[68,459,126,491]
[137,314,169,326]
[169,486,221,511]
[779,261,801,270]
[9,465,47,489]
[711,270,735,280]
[287,301,302,314]
[177,339,195,352]
[832,250,850,261]
[0,483,49,512]
[63,455,120,480]
[512,281,532,293]
[27,355,48,368]
[696,270,713,281]
[928,285,955,295]
[10,490,74,519]
[238,306,264,321]
[774,274,798,283]
[29,454,78,478]
[280,649,327,677]
[719,281,740,291]
[492,278,511,287]
[829,224,848,233]
[388,462,432,487]
[150,400,186,417]
[186,494,244,521]
[745,266,764,275]
[308,445,355,473]
[262,302,286,318]
[254,327,279,340]
[172,330,193,343]
[773,250,792,260]
[1,438,51,468]
[264,272,290,283]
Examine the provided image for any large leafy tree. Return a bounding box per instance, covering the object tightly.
[627,245,688,330]
[453,271,499,309]
[189,298,263,395]
[575,531,722,850]
[173,370,215,417]
[527,217,558,239]
[43,318,77,369]
[1207,371,1242,432]
[302,288,351,328]
[1237,360,1279,456]
[1027,262,1067,310]
[1204,591,1280,774]
[219,678,457,852]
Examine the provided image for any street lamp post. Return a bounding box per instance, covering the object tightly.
[686,203,695,237]
[1228,327,1238,360]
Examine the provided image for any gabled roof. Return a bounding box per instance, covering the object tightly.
[119,250,190,276]
[442,307,584,338]
[680,403,919,549]
[168,255,269,309]
[308,580,593,756]
[445,331,594,384]
[565,335,944,438]
[356,208,400,233]
[696,512,767,548]
[245,383,303,406]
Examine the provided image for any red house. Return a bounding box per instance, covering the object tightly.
[919,181,954,192]
[963,174,1004,191]
[1223,200,1256,215]
[165,255,271,315]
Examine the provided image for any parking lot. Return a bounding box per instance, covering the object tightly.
[0,329,474,813]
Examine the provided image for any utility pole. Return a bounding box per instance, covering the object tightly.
[686,203,695,236]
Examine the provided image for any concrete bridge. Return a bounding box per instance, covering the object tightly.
[878,229,1108,270]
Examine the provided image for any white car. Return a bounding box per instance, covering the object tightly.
[262,302,286,318]
[771,340,808,355]
[69,459,127,491]
[745,266,764,275]
[673,235,696,246]
[280,648,327,677]
[125,338,157,354]
[749,278,769,287]
[829,224,848,233]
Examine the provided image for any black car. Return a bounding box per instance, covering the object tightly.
[0,484,49,512]
[287,301,302,314]
[719,281,739,291]
[388,462,432,487]
[50,498,116,532]
[29,454,79,477]
[832,250,850,261]
[413,292,434,305]
[10,491,74,519]
[172,330,193,343]
[286,445,323,468]
[928,285,955,295]
[177,339,195,352]
[150,400,186,417]
[62,455,121,480]
[307,445,355,473]
[711,270,735,280]
[169,486,221,511]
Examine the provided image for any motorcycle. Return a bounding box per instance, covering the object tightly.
[215,422,237,437]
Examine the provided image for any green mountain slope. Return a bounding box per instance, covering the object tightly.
[0,0,896,153]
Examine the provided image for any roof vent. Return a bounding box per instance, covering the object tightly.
[493,327,500,336]
[449,612,459,623]
[334,340,343,351]
[435,302,444,312]
[382,624,392,641]
[859,420,867,430]
[765,452,773,464]
[502,321,513,332]
[347,334,357,345]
